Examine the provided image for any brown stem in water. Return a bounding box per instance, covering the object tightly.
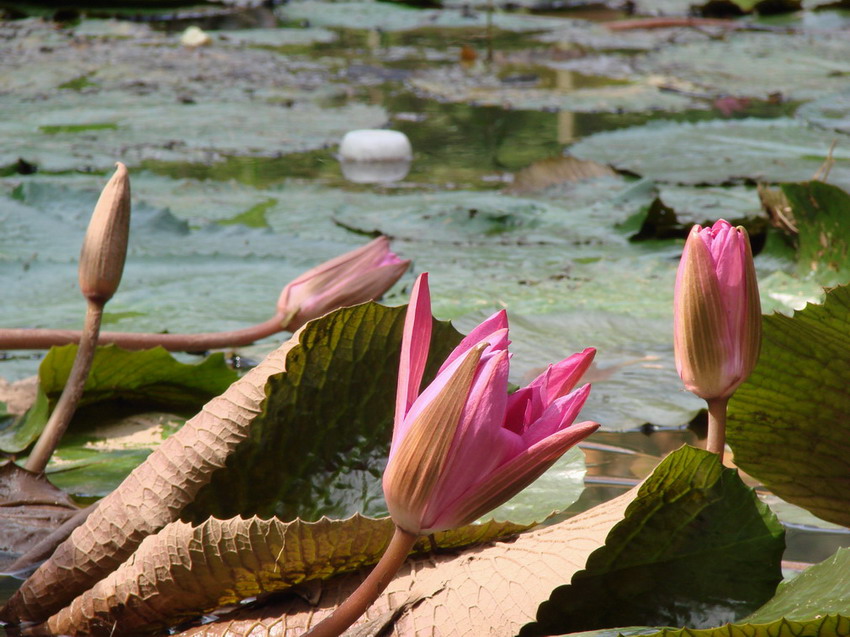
[24,301,104,474]
[304,526,418,637]
[706,396,729,463]
[0,313,288,352]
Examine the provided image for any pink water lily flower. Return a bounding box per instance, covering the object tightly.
[277,236,410,331]
[674,219,761,401]
[383,273,600,535]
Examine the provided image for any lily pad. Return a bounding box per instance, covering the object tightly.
[569,118,850,189]
[728,284,850,528]
[521,446,784,635]
[636,31,850,101]
[797,90,850,135]
[409,66,696,113]
[277,0,574,32]
[0,94,387,173]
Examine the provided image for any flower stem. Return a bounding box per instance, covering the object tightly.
[304,526,418,637]
[0,313,288,352]
[705,396,729,463]
[24,300,104,474]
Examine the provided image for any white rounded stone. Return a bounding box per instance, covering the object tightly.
[339,129,413,163]
[180,26,212,48]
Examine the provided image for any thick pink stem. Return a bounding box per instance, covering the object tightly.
[706,396,729,463]
[24,300,103,474]
[304,526,418,637]
[0,314,287,352]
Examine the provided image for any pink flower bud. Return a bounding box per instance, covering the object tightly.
[277,236,410,331]
[674,219,761,401]
[383,273,599,535]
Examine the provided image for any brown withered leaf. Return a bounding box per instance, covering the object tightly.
[42,515,531,636]
[1,302,462,626]
[172,490,636,637]
[0,462,79,573]
[0,339,294,624]
[508,156,616,194]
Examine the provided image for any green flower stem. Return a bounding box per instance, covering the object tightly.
[24,300,104,474]
[0,313,288,352]
[304,525,418,637]
[706,396,729,462]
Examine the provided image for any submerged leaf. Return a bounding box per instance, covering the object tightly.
[728,284,850,528]
[44,515,531,636]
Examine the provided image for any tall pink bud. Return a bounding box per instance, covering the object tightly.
[674,219,761,401]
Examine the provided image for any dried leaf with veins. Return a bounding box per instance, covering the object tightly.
[1,302,462,626]
[173,490,636,637]
[0,340,293,624]
[40,515,531,636]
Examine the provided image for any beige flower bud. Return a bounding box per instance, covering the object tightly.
[78,162,131,304]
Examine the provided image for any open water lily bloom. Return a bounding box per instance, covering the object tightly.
[383,273,600,535]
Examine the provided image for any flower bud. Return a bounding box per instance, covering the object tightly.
[78,162,131,304]
[674,219,761,400]
[277,236,410,331]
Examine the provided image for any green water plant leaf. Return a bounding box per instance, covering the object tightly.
[0,302,462,626]
[590,549,850,637]
[39,345,237,410]
[42,514,532,636]
[569,118,850,190]
[636,31,849,102]
[728,284,850,528]
[779,181,850,283]
[0,391,49,454]
[520,446,784,635]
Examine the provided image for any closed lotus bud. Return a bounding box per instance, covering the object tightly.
[674,219,761,401]
[78,162,131,304]
[277,236,410,331]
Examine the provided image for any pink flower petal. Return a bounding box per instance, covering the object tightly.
[423,420,600,533]
[521,384,591,449]
[421,349,510,527]
[438,310,509,374]
[393,273,433,449]
[526,348,596,404]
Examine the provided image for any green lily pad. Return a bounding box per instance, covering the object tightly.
[0,391,48,454]
[746,548,850,623]
[0,94,386,173]
[39,345,237,410]
[728,284,850,528]
[636,31,850,101]
[798,90,850,135]
[780,180,850,284]
[569,118,850,189]
[602,549,850,637]
[277,0,575,32]
[409,66,696,113]
[519,446,784,635]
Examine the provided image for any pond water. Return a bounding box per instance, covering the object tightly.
[2,0,850,629]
